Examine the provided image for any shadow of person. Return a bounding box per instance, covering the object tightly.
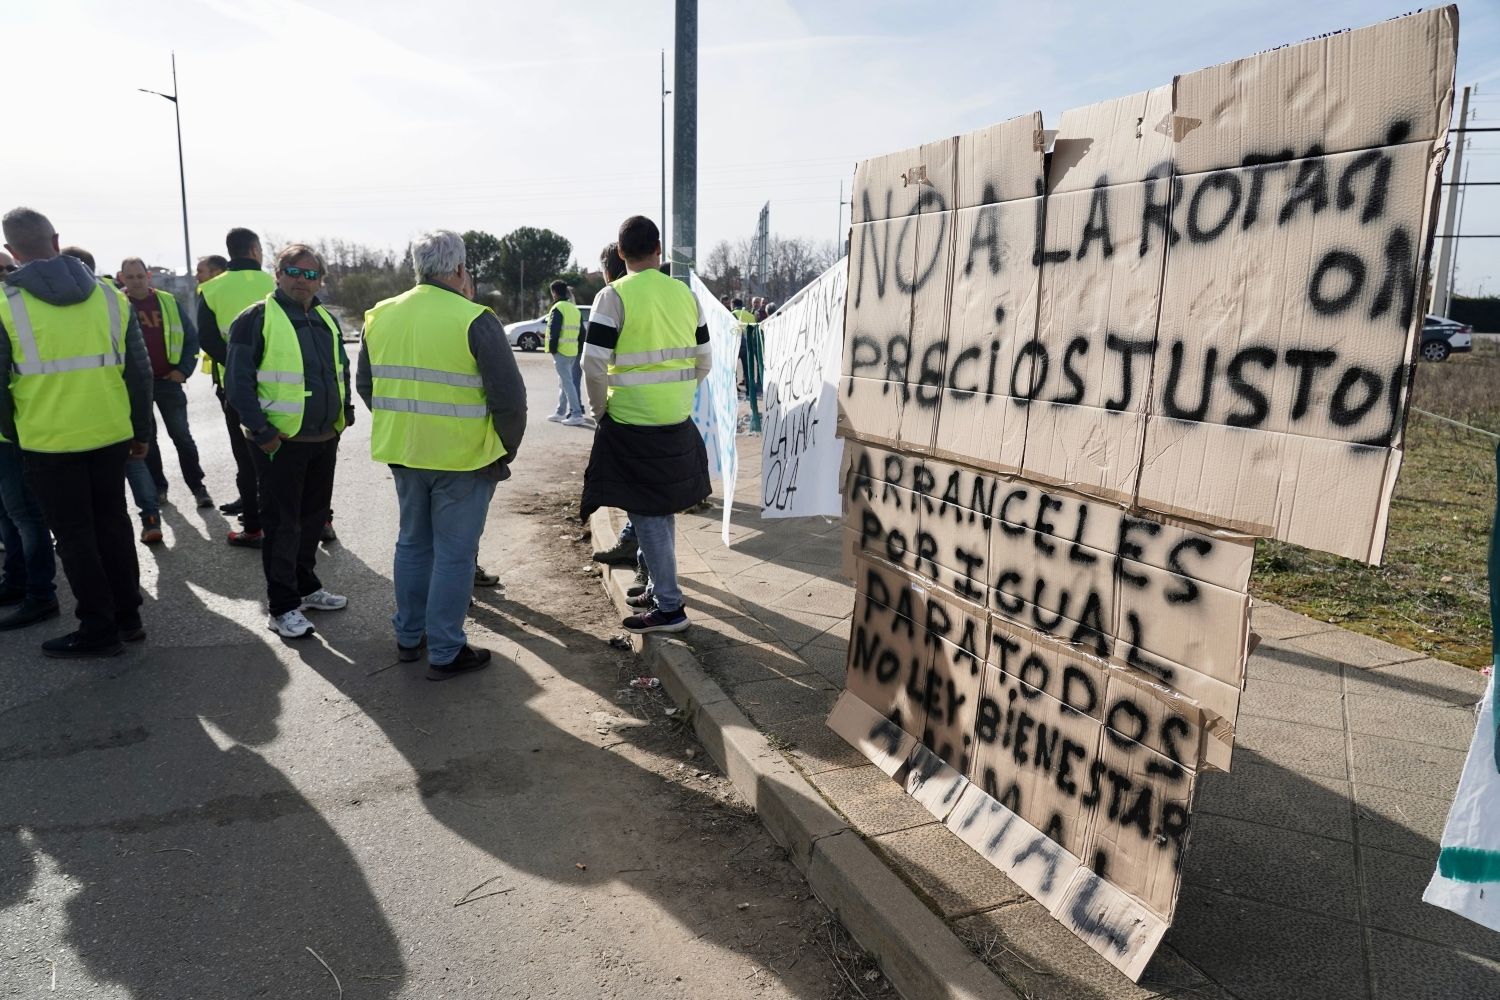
[0,549,407,997]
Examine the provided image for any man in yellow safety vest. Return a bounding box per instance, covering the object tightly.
[580,215,711,635]
[357,229,528,678]
[545,279,586,426]
[0,207,154,657]
[224,244,353,639]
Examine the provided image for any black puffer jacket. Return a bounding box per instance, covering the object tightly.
[580,415,710,521]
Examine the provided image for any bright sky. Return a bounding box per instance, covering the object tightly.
[9,1,1500,296]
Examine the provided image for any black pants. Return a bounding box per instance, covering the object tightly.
[23,442,141,640]
[252,437,337,616]
[219,389,261,532]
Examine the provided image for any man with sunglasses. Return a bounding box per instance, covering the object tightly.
[198,227,274,547]
[225,245,354,639]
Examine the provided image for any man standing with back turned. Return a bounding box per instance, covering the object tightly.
[358,230,527,678]
[0,207,153,657]
[545,279,585,426]
[580,215,710,635]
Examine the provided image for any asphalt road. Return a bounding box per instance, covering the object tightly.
[0,348,858,999]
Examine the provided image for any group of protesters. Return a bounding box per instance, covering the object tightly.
[0,207,712,675]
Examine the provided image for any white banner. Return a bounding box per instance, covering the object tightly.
[690,274,743,546]
[759,258,847,519]
[1424,677,1500,931]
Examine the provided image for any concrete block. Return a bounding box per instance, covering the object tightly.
[772,713,869,776]
[808,765,938,836]
[1196,759,1353,841]
[1246,641,1344,690]
[1353,783,1451,859]
[1366,928,1500,1000]
[1240,677,1347,730]
[1248,602,1338,641]
[698,640,819,686]
[1360,845,1500,963]
[807,830,1017,1000]
[769,576,858,619]
[1346,695,1480,752]
[730,674,838,729]
[870,823,1029,918]
[798,641,850,687]
[1235,714,1349,780]
[1342,657,1487,707]
[1166,885,1369,1000]
[1349,734,1466,799]
[1182,814,1360,921]
[679,613,782,652]
[1287,629,1425,670]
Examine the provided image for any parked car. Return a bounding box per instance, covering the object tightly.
[505,306,591,352]
[1420,314,1473,362]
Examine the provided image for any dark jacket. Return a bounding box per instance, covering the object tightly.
[196,257,262,374]
[0,254,153,445]
[355,279,528,480]
[225,290,354,446]
[580,415,710,522]
[129,288,200,380]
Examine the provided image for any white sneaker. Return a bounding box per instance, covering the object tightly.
[300,588,348,611]
[546,413,565,423]
[563,416,587,427]
[267,609,316,638]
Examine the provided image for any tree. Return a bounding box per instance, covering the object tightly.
[493,227,572,316]
[699,235,836,305]
[461,230,505,285]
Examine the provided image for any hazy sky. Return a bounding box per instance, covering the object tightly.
[9,1,1500,296]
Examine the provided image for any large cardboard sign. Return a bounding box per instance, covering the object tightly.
[760,258,848,518]
[828,9,1457,980]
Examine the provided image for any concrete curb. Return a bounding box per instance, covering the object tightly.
[591,509,1015,1000]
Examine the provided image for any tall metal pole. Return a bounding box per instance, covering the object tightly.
[837,180,843,252]
[1446,159,1472,306]
[661,50,669,250]
[1431,83,1470,318]
[140,53,192,275]
[671,0,697,281]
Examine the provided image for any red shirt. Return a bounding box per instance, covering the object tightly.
[130,292,172,378]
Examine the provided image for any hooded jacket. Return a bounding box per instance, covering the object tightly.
[0,254,153,445]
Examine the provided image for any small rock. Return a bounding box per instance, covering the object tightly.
[1441,574,1454,583]
[685,748,697,759]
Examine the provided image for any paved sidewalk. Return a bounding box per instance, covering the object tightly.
[642,448,1499,1000]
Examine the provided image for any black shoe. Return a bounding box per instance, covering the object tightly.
[194,489,214,509]
[156,486,170,505]
[427,644,492,681]
[627,583,649,598]
[219,498,244,515]
[42,630,124,658]
[0,586,25,608]
[592,538,638,565]
[398,636,427,662]
[117,617,146,642]
[473,566,500,587]
[0,597,60,631]
[321,521,338,544]
[625,591,655,609]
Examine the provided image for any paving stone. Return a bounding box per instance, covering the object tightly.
[1287,629,1425,670]
[1349,734,1466,799]
[1249,602,1339,641]
[730,674,838,729]
[1235,716,1349,780]
[1360,845,1500,962]
[798,641,849,687]
[772,713,869,775]
[1342,657,1488,707]
[1182,814,1359,921]
[1367,929,1500,1000]
[799,616,852,649]
[1346,695,1479,752]
[769,577,857,619]
[807,764,936,836]
[679,613,782,652]
[1245,641,1344,690]
[697,641,818,686]
[1166,885,1370,1000]
[954,902,1218,1000]
[1353,783,1451,859]
[1239,677,1347,730]
[870,823,1029,918]
[748,605,849,650]
[1196,759,1353,841]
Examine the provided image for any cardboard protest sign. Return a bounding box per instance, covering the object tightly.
[760,258,848,518]
[829,8,1457,980]
[690,274,744,545]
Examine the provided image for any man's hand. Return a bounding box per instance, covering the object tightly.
[128,441,149,459]
[166,371,186,384]
[258,433,287,455]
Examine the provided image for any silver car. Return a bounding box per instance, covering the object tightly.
[505,306,591,352]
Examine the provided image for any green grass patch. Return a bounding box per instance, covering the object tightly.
[1250,341,1497,670]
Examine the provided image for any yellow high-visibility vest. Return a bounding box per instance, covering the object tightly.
[255,295,346,438]
[606,269,700,426]
[200,268,275,380]
[547,300,581,358]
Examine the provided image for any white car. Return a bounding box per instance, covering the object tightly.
[506,306,591,352]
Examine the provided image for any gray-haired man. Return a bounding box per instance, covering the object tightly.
[356,230,526,678]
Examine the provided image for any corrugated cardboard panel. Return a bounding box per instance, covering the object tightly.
[851,136,959,223]
[1047,87,1175,195]
[955,111,1046,211]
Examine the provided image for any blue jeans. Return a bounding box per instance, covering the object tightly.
[552,354,582,419]
[124,455,160,518]
[0,441,56,601]
[570,355,583,408]
[392,466,497,665]
[144,378,206,494]
[629,513,680,612]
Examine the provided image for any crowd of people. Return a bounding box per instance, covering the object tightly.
[0,208,714,673]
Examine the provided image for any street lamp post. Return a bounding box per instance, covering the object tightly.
[139,52,191,275]
[661,49,671,246]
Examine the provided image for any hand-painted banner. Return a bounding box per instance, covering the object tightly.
[759,258,848,519]
[690,273,743,545]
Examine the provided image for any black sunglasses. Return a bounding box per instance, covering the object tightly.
[281,265,322,281]
[0,265,16,274]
